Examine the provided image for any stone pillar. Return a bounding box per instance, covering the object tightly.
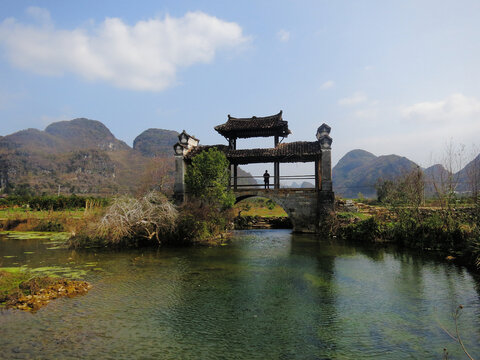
[173,131,199,203]
[274,135,280,189]
[320,149,332,191]
[316,123,333,192]
[173,155,186,202]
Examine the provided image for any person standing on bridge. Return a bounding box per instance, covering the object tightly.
[263,170,270,189]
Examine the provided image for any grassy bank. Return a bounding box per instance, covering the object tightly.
[233,197,288,218]
[0,207,103,233]
[0,194,233,248]
[335,202,480,271]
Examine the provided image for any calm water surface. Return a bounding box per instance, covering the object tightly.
[0,230,479,359]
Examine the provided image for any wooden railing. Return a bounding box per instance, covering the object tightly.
[229,175,316,189]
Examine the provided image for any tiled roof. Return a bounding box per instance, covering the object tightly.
[214,111,291,139]
[185,141,321,164]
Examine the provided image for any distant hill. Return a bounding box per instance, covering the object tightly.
[333,150,418,198]
[333,149,480,199]
[237,167,257,186]
[45,118,130,151]
[289,181,314,189]
[456,154,480,194]
[0,128,68,153]
[332,149,377,185]
[9,119,475,199]
[133,129,179,157]
[0,119,257,196]
[0,119,148,195]
[423,164,449,196]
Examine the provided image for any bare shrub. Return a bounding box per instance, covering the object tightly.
[136,157,175,196]
[97,191,178,245]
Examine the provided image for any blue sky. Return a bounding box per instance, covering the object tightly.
[1,0,480,174]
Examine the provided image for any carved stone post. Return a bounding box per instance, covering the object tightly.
[173,154,186,202]
[320,148,332,191]
[316,124,333,191]
[173,131,199,204]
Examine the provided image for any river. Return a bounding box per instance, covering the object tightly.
[1,230,479,359]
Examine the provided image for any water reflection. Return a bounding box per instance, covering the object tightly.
[0,230,479,359]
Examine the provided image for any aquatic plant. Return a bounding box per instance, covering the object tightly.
[439,305,476,360]
[0,270,91,312]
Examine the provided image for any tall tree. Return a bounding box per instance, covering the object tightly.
[185,148,234,208]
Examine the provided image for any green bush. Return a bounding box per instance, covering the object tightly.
[266,199,275,210]
[340,217,381,243]
[185,148,234,209]
[172,203,232,245]
[33,220,64,232]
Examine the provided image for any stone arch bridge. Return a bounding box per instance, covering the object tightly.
[173,111,335,233]
[234,188,333,233]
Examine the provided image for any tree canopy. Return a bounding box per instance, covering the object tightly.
[184,148,234,208]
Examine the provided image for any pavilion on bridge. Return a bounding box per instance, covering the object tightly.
[174,110,333,194]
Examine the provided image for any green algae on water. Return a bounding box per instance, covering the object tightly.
[1,231,70,242]
[28,266,88,278]
[303,273,331,288]
[0,266,28,273]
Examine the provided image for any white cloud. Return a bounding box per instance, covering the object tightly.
[320,80,334,90]
[344,93,480,167]
[338,92,367,106]
[277,29,290,42]
[0,9,248,91]
[401,93,480,124]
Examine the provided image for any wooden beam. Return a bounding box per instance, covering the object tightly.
[233,164,238,190]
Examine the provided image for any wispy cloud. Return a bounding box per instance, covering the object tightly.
[0,8,249,91]
[338,92,367,106]
[345,93,480,166]
[401,93,480,124]
[320,80,334,90]
[277,29,290,42]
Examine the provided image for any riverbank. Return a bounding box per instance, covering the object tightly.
[0,207,102,233]
[335,201,480,272]
[234,215,292,229]
[1,197,479,273]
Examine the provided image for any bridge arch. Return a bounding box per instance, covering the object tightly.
[233,189,331,233]
[234,192,294,222]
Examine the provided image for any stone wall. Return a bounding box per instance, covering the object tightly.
[235,189,334,233]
